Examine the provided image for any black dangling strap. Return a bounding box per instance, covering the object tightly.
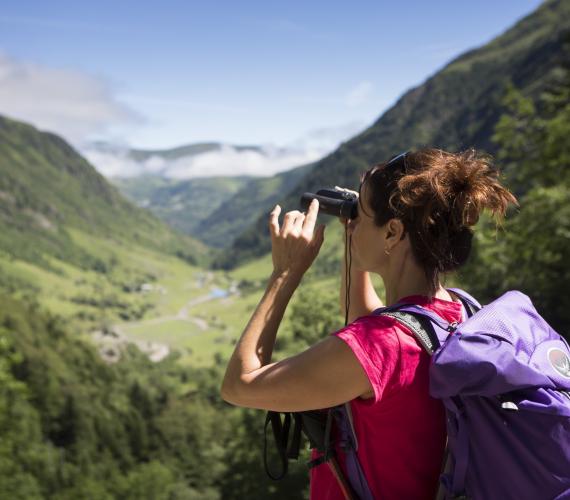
[323,409,334,461]
[264,411,290,480]
[287,413,303,460]
[307,454,328,469]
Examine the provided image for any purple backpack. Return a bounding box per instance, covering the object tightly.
[377,288,570,500]
[265,289,570,500]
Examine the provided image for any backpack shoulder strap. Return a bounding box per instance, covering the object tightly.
[381,310,440,355]
[447,287,482,317]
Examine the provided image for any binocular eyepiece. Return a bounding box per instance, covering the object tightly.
[300,188,358,219]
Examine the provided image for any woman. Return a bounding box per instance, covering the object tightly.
[221,148,516,499]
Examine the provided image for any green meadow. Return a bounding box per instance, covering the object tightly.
[0,211,355,369]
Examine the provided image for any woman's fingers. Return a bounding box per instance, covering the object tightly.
[302,199,318,238]
[269,204,325,278]
[272,203,320,242]
[269,205,281,238]
[293,212,305,234]
[282,210,303,237]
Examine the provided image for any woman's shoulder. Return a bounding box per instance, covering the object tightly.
[338,295,463,346]
[341,313,404,336]
[351,312,402,327]
[333,314,405,354]
[332,314,406,402]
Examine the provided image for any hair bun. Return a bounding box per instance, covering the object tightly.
[397,148,516,232]
[364,147,518,294]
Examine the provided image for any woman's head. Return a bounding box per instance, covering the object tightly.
[357,148,517,294]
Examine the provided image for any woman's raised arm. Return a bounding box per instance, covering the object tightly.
[220,199,372,411]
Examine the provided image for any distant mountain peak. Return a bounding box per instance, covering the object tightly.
[82,141,324,180]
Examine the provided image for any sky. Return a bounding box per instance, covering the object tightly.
[0,0,544,159]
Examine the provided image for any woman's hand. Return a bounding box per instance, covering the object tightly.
[269,199,325,280]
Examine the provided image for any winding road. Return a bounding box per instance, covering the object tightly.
[98,278,239,363]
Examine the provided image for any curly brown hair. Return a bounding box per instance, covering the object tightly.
[361,148,518,295]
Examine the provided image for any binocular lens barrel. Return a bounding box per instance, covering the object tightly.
[300,189,358,219]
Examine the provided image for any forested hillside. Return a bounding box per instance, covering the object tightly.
[0,115,209,332]
[0,115,207,270]
[0,293,314,499]
[113,175,252,239]
[114,164,313,249]
[462,67,570,335]
[194,163,313,248]
[218,0,570,269]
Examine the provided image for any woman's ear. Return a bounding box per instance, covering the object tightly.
[385,219,405,247]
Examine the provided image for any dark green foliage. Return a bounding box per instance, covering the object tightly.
[462,62,570,338]
[216,407,310,500]
[0,294,311,498]
[286,287,343,350]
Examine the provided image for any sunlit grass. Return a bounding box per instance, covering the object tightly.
[0,222,350,368]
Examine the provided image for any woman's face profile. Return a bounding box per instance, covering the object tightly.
[349,181,386,272]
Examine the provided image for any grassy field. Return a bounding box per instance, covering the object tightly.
[0,220,256,367]
[2,217,380,368]
[103,221,355,367]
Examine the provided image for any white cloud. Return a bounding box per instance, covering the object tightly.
[82,148,143,177]
[346,81,374,107]
[0,53,140,144]
[172,144,327,179]
[83,121,365,179]
[83,144,324,179]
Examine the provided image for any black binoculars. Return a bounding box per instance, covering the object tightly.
[300,188,358,219]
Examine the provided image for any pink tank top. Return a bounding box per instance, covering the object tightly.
[309,295,463,500]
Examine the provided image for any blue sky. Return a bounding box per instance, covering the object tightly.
[0,0,543,151]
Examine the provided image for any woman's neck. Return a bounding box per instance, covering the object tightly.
[380,248,453,306]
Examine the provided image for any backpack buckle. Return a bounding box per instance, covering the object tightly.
[447,321,459,333]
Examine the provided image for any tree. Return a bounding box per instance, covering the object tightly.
[463,69,570,336]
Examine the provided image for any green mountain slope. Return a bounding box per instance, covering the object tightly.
[112,163,313,249]
[0,115,209,329]
[113,175,252,238]
[128,142,262,162]
[218,0,570,269]
[0,115,207,268]
[194,163,314,248]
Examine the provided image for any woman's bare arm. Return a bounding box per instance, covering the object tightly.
[221,200,372,411]
[221,271,372,411]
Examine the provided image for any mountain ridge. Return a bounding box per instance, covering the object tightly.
[0,114,208,268]
[216,0,570,269]
[84,140,319,179]
[112,163,314,248]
